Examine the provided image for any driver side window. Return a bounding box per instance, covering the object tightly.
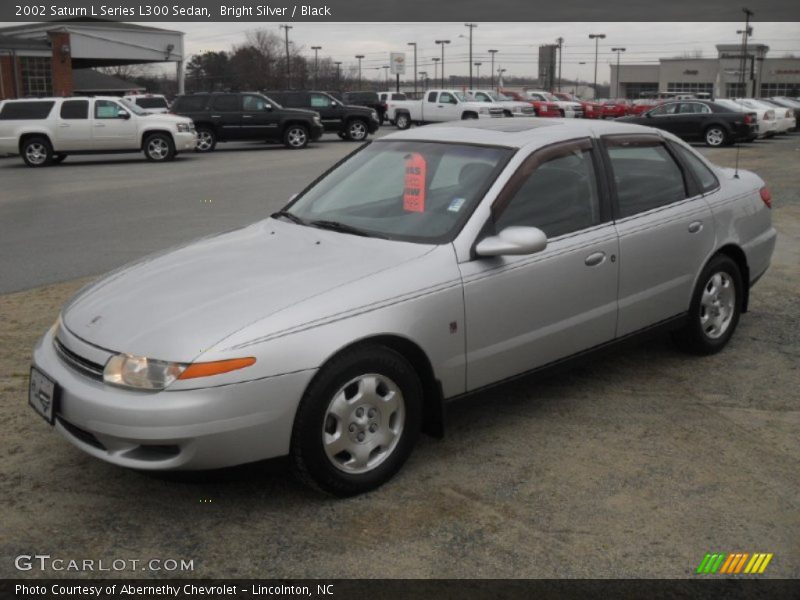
[439,92,456,104]
[94,100,124,119]
[243,95,269,111]
[310,93,332,108]
[495,145,601,238]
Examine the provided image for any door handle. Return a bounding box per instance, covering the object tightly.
[584,251,606,267]
[94,123,105,127]
[688,221,704,234]
[211,114,221,118]
[242,115,253,118]
[59,123,70,128]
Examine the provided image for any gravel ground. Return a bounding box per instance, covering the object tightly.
[0,133,798,579]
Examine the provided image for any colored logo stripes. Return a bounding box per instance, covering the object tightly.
[696,553,773,574]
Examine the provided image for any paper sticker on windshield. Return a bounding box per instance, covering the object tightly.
[403,153,427,213]
[448,198,466,212]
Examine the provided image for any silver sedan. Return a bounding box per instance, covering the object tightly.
[30,119,776,495]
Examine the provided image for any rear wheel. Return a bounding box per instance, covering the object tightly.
[291,345,422,496]
[704,126,727,147]
[673,254,742,355]
[143,133,175,162]
[395,113,411,130]
[283,125,309,149]
[21,136,53,167]
[195,127,216,152]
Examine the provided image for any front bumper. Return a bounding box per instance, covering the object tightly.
[310,123,325,140]
[31,327,316,470]
[174,131,198,151]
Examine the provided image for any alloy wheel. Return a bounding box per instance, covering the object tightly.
[287,128,307,148]
[147,137,169,160]
[197,131,213,151]
[348,121,367,140]
[700,272,735,339]
[706,128,725,147]
[25,143,48,165]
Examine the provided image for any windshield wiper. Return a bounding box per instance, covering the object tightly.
[271,210,306,225]
[308,219,385,238]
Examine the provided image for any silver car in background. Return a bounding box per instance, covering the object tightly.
[30,119,776,495]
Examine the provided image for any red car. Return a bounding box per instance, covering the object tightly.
[601,99,632,119]
[552,92,602,119]
[501,90,561,117]
[627,100,661,116]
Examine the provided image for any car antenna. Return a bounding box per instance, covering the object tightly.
[733,140,741,179]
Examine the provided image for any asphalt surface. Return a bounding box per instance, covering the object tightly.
[0,133,383,294]
[0,129,798,579]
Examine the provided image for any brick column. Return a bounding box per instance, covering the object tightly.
[48,31,73,97]
[0,55,17,99]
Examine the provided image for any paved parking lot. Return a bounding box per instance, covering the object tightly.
[0,129,798,579]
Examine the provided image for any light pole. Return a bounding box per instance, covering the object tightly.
[432,57,440,85]
[355,54,365,90]
[738,8,754,97]
[488,49,498,90]
[311,45,321,89]
[556,37,564,91]
[383,65,390,87]
[435,40,450,88]
[407,42,417,95]
[588,33,606,95]
[474,62,482,83]
[465,23,477,89]
[611,47,625,98]
[279,24,293,88]
[334,61,342,88]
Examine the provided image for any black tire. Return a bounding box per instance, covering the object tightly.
[195,126,216,153]
[704,125,728,147]
[52,154,67,164]
[461,112,479,120]
[345,118,369,141]
[672,254,743,355]
[395,113,411,130]
[337,131,347,139]
[291,345,423,496]
[283,124,309,149]
[21,136,53,167]
[143,133,176,162]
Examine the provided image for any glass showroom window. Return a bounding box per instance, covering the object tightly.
[20,57,52,97]
[726,83,745,98]
[666,82,714,95]
[760,83,800,97]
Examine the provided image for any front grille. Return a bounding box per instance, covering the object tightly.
[54,337,104,381]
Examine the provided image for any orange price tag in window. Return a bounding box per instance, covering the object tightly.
[403,153,427,213]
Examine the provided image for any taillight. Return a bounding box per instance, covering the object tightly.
[760,186,772,209]
[744,114,753,124]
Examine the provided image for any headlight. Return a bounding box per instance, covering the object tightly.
[176,123,192,133]
[103,354,256,390]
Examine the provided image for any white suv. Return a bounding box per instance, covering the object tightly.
[121,93,171,114]
[0,96,196,167]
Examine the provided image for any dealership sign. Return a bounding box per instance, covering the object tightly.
[390,52,406,75]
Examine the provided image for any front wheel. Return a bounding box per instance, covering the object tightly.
[672,254,743,355]
[704,126,728,147]
[346,119,369,141]
[143,133,176,162]
[291,345,422,496]
[283,125,309,149]
[395,113,411,130]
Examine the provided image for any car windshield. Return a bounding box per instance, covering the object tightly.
[119,99,147,116]
[543,92,560,102]
[135,97,168,109]
[283,141,514,243]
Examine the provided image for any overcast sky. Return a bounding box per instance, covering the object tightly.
[155,21,800,84]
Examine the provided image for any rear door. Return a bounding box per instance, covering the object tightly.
[91,99,138,150]
[602,134,715,336]
[55,99,92,151]
[208,94,241,140]
[241,94,281,140]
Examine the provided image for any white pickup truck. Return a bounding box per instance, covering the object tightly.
[387,89,505,129]
[466,90,536,116]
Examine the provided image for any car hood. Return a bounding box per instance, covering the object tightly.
[143,113,192,126]
[280,107,319,118]
[344,104,375,114]
[62,219,434,362]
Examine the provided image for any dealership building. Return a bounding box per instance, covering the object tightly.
[610,44,800,99]
[0,21,185,100]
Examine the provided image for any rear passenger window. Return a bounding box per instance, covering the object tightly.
[495,146,601,238]
[0,101,55,120]
[605,140,687,218]
[283,93,307,108]
[60,100,88,119]
[211,95,239,111]
[427,92,437,103]
[672,144,719,193]
[173,96,208,112]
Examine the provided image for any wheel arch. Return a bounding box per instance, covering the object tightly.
[281,119,311,135]
[18,131,53,153]
[312,334,445,438]
[140,128,174,148]
[715,244,750,312]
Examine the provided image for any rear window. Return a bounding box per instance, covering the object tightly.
[135,97,168,109]
[172,96,208,112]
[672,143,719,193]
[0,101,55,120]
[60,100,89,119]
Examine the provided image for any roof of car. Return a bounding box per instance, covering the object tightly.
[381,118,661,149]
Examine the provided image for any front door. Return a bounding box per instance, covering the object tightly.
[241,94,281,140]
[436,91,461,121]
[460,138,619,390]
[309,92,342,131]
[91,99,138,150]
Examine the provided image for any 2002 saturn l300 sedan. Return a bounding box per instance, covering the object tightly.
[30,119,776,496]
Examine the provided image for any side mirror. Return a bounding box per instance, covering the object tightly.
[475,226,547,257]
[118,110,130,120]
[330,100,339,107]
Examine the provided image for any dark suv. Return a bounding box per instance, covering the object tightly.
[343,91,387,123]
[264,91,380,141]
[170,92,323,151]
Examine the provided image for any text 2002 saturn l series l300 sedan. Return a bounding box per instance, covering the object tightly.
[30,119,776,496]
